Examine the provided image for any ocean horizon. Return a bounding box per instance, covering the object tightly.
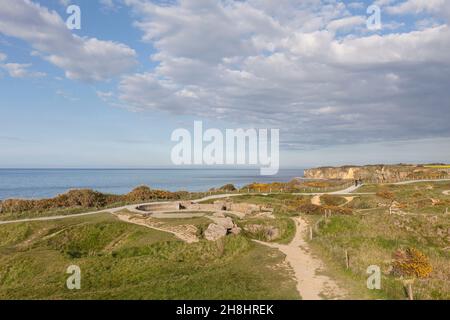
[0,168,304,200]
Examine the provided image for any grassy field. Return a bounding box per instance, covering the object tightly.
[220,186,450,300]
[305,181,450,300]
[0,213,299,299]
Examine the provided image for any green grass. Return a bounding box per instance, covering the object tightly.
[262,181,450,300]
[238,217,296,244]
[304,206,450,300]
[0,213,299,300]
[355,181,450,215]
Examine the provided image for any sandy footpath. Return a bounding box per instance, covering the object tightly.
[255,217,346,300]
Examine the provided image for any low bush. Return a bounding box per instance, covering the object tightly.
[392,247,433,279]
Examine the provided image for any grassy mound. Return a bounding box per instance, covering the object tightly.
[0,213,299,300]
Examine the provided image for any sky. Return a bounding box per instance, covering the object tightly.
[0,0,449,169]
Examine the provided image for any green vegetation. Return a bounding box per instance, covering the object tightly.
[356,181,450,215]
[227,183,450,299]
[0,187,205,222]
[303,182,450,300]
[0,213,299,299]
[1,180,448,300]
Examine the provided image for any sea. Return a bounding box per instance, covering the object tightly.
[0,168,304,200]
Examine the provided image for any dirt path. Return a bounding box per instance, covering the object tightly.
[311,195,321,206]
[255,217,346,300]
[341,196,354,206]
[443,190,450,196]
[311,195,354,207]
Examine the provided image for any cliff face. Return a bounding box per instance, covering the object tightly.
[304,165,449,181]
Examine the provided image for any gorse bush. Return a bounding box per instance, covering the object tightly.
[0,189,113,213]
[242,182,286,192]
[376,190,395,200]
[219,184,237,191]
[0,186,188,214]
[297,203,322,215]
[392,247,433,279]
[320,195,346,206]
[125,185,182,202]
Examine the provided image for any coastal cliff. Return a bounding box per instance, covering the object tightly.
[304,164,449,181]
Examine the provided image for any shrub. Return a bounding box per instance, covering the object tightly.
[0,189,110,213]
[298,203,353,215]
[376,190,395,200]
[392,247,433,279]
[0,186,185,214]
[321,195,346,206]
[242,182,286,192]
[125,186,177,202]
[323,205,353,215]
[298,203,322,215]
[219,184,237,191]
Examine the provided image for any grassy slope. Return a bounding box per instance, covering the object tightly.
[0,213,299,300]
[306,181,450,300]
[221,189,450,300]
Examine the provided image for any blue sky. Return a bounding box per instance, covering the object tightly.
[0,0,449,168]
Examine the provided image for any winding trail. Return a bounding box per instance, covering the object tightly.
[255,217,346,300]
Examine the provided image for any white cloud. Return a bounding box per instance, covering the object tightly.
[1,62,46,78]
[327,16,366,32]
[347,2,365,10]
[99,0,119,11]
[0,0,137,81]
[387,0,445,14]
[115,0,450,148]
[96,90,114,102]
[0,51,6,61]
[386,0,450,22]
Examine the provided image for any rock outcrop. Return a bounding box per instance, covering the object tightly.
[304,164,449,182]
[204,217,241,241]
[204,223,228,241]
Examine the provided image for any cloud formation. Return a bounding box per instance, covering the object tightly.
[0,0,137,81]
[1,63,46,78]
[116,0,450,148]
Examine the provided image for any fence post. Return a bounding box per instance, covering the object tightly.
[309,227,313,240]
[407,283,414,300]
[345,250,350,269]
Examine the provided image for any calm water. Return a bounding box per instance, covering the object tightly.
[0,169,304,200]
